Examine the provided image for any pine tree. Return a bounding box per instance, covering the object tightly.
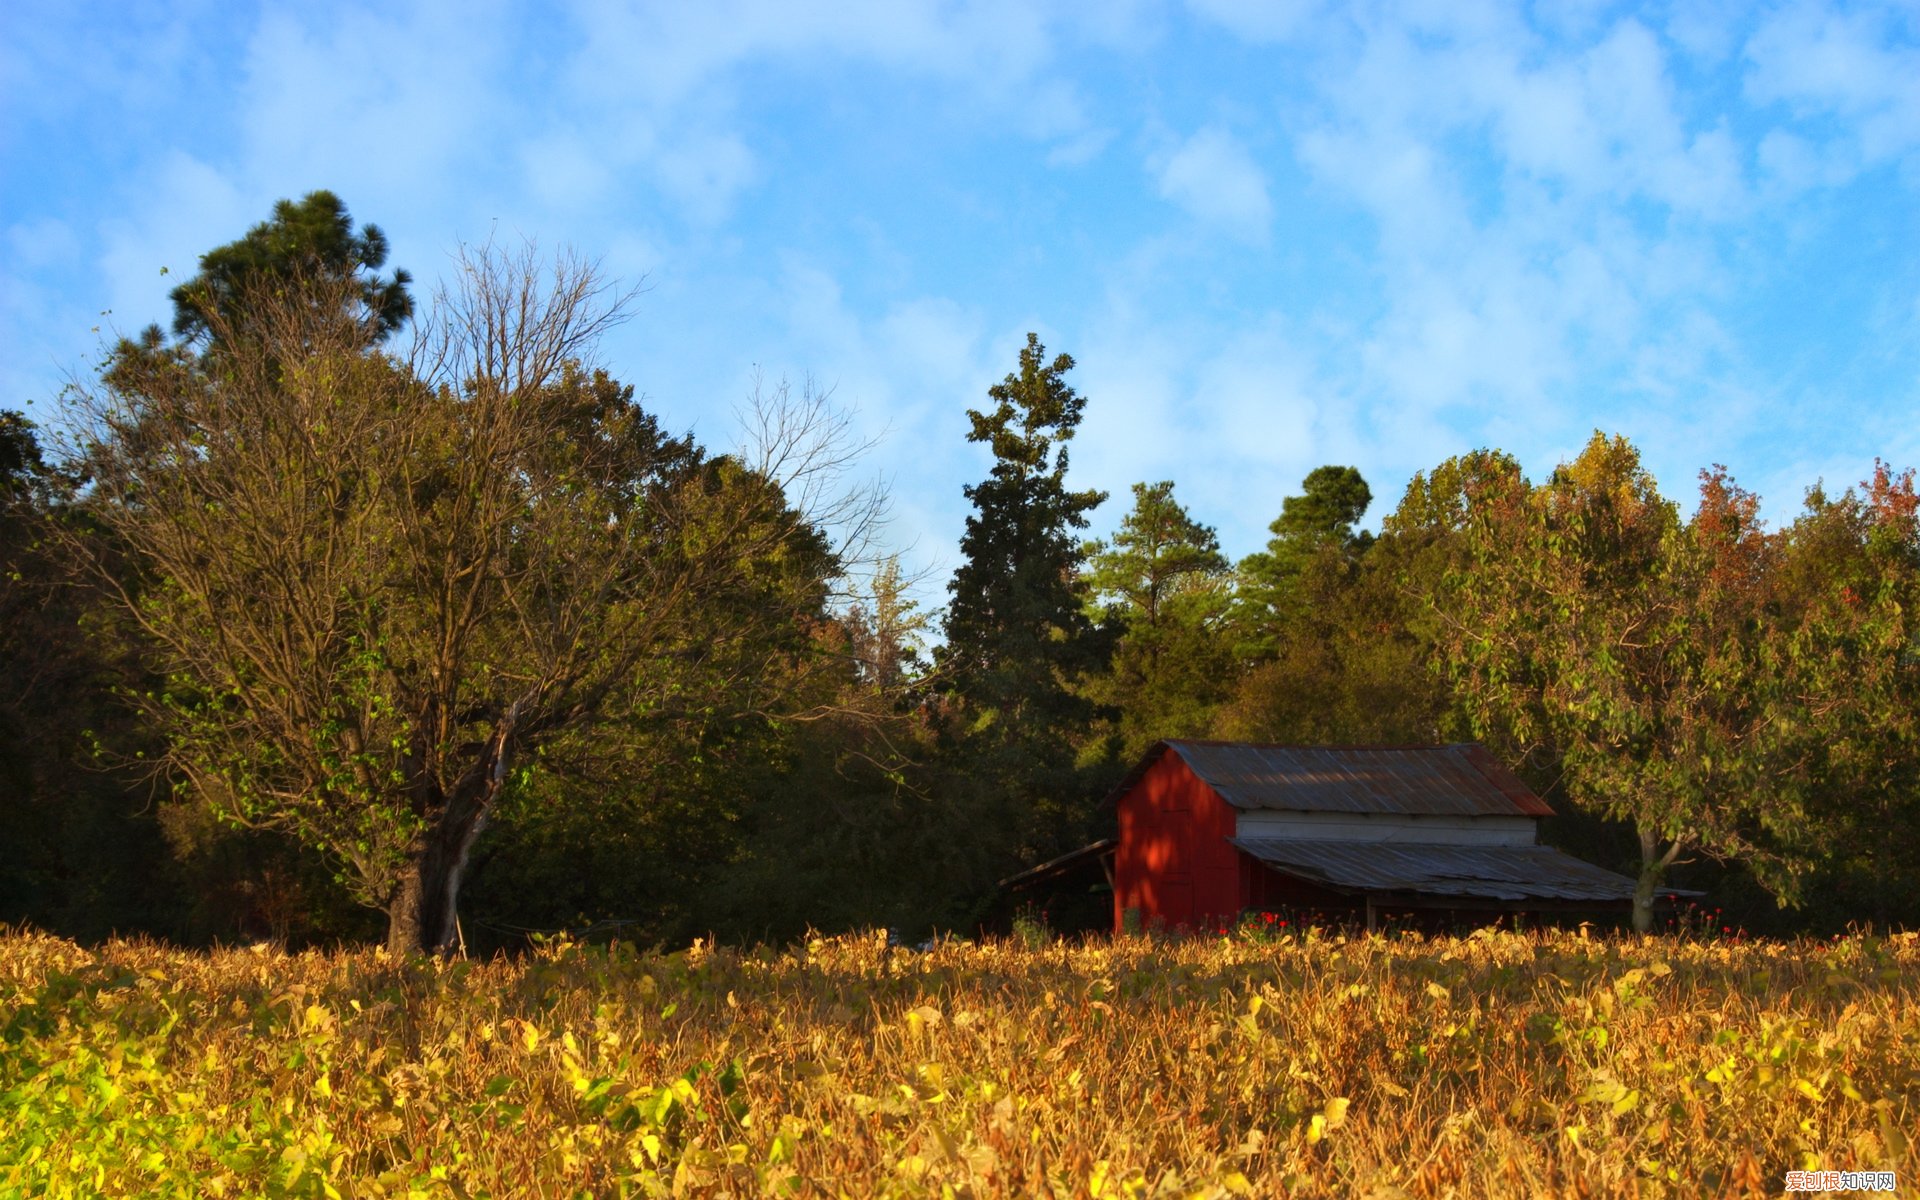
[939,333,1107,855]
[167,190,413,346]
[1233,465,1374,659]
[1083,481,1232,759]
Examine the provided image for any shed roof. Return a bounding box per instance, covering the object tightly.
[998,838,1117,891]
[1127,740,1555,818]
[1230,838,1693,903]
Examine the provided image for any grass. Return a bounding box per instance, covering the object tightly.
[1,925,1913,1198]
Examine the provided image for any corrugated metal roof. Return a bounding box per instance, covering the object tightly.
[1162,741,1556,818]
[1230,837,1693,902]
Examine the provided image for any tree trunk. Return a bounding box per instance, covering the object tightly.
[385,714,519,954]
[1632,825,1683,934]
[386,800,491,955]
[386,864,426,956]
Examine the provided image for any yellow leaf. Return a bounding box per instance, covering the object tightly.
[1322,1097,1351,1129]
[1307,1114,1327,1144]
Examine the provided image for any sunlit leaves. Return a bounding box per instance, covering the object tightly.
[0,927,1911,1196]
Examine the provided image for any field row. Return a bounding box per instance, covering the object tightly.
[2,927,1914,1197]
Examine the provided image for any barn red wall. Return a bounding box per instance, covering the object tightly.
[1113,751,1244,932]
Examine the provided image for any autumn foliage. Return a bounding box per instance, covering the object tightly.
[2,927,1912,1198]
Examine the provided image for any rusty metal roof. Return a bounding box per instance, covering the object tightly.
[1230,837,1693,902]
[1157,740,1555,818]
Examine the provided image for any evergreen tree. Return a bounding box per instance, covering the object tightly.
[939,333,1107,858]
[1233,465,1374,659]
[1083,481,1232,759]
[167,189,414,346]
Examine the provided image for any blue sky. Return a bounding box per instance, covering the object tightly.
[4,1,1918,600]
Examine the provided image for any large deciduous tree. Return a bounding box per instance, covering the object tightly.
[65,226,856,954]
[1426,433,1810,930]
[1766,466,1920,927]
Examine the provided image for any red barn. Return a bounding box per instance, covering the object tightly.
[1107,740,1676,932]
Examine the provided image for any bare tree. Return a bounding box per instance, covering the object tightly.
[63,244,882,954]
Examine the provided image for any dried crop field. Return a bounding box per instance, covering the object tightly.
[1,927,1913,1198]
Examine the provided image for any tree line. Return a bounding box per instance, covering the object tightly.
[3,193,1915,952]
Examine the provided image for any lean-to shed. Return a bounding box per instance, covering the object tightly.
[1108,740,1683,932]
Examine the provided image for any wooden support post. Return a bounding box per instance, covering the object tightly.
[1365,895,1377,933]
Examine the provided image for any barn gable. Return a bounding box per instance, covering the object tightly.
[1111,744,1241,932]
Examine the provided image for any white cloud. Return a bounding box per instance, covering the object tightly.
[1153,126,1273,243]
[1754,128,1853,195]
[1071,303,1358,557]
[1662,0,1751,65]
[536,2,1108,225]
[1185,0,1323,43]
[563,0,1059,103]
[654,132,758,225]
[715,256,1004,590]
[234,1,514,210]
[520,134,618,215]
[1745,1,1920,173]
[1265,4,1779,494]
[96,152,251,332]
[1047,128,1115,167]
[6,217,79,273]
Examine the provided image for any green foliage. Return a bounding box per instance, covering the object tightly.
[1418,434,1841,928]
[1232,465,1375,660]
[66,205,853,955]
[1761,465,1920,928]
[942,333,1107,700]
[1212,466,1451,748]
[1081,480,1233,761]
[1,929,1911,1195]
[0,411,188,941]
[166,190,413,345]
[939,334,1108,862]
[1214,535,1452,746]
[1084,481,1229,626]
